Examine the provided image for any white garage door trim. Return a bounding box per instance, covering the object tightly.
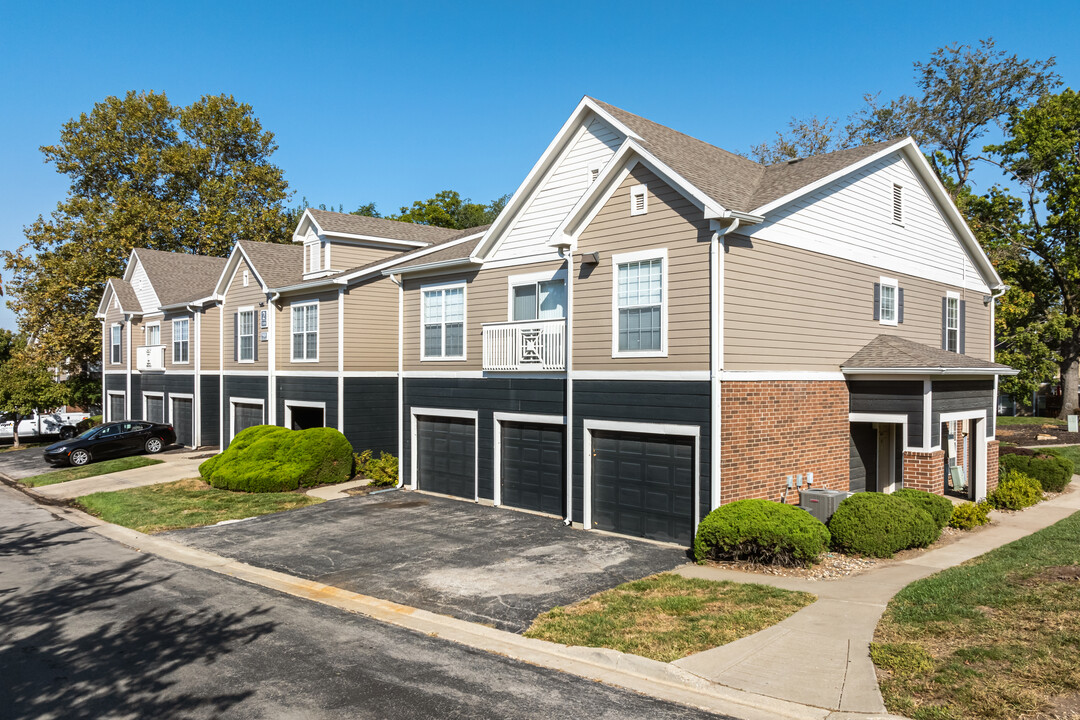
[107,391,126,422]
[229,396,265,442]
[143,391,165,424]
[409,406,479,500]
[582,418,701,539]
[284,400,326,430]
[492,411,565,508]
[169,392,195,446]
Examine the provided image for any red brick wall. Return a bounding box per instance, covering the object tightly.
[903,449,946,494]
[720,380,848,505]
[987,440,999,495]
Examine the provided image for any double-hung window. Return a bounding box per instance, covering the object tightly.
[878,277,898,326]
[511,276,566,321]
[110,325,122,364]
[291,302,319,361]
[238,309,255,362]
[172,318,190,363]
[146,324,160,346]
[422,285,465,359]
[946,293,960,353]
[613,250,666,355]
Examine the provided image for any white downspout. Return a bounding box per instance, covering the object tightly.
[100,320,106,419]
[338,286,345,432]
[219,302,224,448]
[710,217,740,513]
[193,306,201,447]
[268,291,278,426]
[125,314,132,419]
[558,245,574,527]
[390,273,405,489]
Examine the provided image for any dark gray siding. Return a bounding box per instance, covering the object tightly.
[223,375,270,440]
[135,373,194,428]
[129,375,143,419]
[276,375,338,432]
[403,378,566,501]
[103,374,127,419]
[847,380,925,448]
[344,377,397,455]
[200,375,220,447]
[573,381,710,526]
[931,379,995,445]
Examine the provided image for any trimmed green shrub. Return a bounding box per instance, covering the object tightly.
[827,493,939,558]
[355,449,398,487]
[693,498,830,566]
[893,488,954,531]
[76,415,103,433]
[987,469,1042,510]
[200,425,354,492]
[1001,451,1073,493]
[949,500,992,530]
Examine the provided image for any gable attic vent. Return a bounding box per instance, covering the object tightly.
[588,162,601,184]
[630,184,648,216]
[892,183,903,224]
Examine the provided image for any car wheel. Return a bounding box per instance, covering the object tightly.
[145,437,164,454]
[70,449,91,466]
[60,427,75,440]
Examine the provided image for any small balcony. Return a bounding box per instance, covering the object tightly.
[482,319,566,371]
[136,345,166,372]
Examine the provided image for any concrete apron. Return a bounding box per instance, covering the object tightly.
[34,499,910,720]
[673,479,1080,715]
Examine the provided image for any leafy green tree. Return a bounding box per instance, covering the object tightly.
[351,202,381,218]
[3,91,293,375]
[0,344,64,447]
[749,115,854,164]
[391,190,508,229]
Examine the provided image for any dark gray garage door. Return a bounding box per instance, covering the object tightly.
[233,402,264,438]
[172,397,193,446]
[591,430,694,545]
[146,395,164,424]
[416,416,475,499]
[109,394,125,422]
[501,422,564,516]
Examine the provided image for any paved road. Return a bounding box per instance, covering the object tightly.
[0,486,730,720]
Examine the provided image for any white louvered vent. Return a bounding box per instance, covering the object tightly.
[892,184,903,225]
[630,184,648,216]
[591,167,600,182]
[242,269,249,287]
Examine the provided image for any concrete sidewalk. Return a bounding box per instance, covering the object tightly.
[672,480,1080,714]
[31,450,210,500]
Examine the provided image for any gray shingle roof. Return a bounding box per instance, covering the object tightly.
[323,224,491,281]
[108,278,141,312]
[134,248,228,306]
[749,140,900,210]
[237,240,305,289]
[308,208,462,244]
[842,335,1013,372]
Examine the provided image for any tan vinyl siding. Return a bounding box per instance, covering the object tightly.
[222,259,269,370]
[344,277,399,372]
[103,301,126,367]
[159,312,194,371]
[327,242,403,272]
[275,290,339,369]
[200,305,220,371]
[574,165,711,371]
[403,261,565,371]
[724,237,994,370]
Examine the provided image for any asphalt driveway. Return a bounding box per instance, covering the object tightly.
[167,490,689,632]
[0,446,58,480]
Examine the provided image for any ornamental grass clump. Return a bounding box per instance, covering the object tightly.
[200,425,354,492]
[827,493,939,558]
[693,498,830,567]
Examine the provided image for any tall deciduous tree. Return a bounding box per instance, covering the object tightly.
[749,115,854,164]
[3,91,293,380]
[0,343,64,448]
[391,190,508,229]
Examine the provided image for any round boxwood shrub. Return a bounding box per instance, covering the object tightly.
[949,500,991,530]
[892,488,954,531]
[987,469,1042,510]
[1000,451,1073,493]
[693,498,830,566]
[827,493,939,558]
[200,425,354,492]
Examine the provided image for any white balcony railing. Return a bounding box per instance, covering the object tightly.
[482,319,566,371]
[136,345,166,371]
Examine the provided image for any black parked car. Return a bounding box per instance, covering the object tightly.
[43,421,176,467]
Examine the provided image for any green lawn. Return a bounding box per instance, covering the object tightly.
[996,415,1065,427]
[75,478,324,533]
[872,510,1080,719]
[524,572,815,662]
[21,456,163,487]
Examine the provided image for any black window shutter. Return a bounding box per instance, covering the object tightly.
[941,298,948,350]
[959,300,967,354]
[873,283,881,320]
[897,288,905,324]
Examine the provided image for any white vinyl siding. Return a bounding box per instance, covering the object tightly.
[422,285,465,360]
[238,309,255,362]
[110,325,122,364]
[129,260,161,312]
[946,293,960,352]
[613,249,667,356]
[291,301,319,361]
[172,318,190,363]
[892,183,904,225]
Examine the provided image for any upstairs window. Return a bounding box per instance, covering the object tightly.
[892,184,903,225]
[173,318,190,364]
[877,277,899,326]
[945,293,961,353]
[614,250,666,355]
[630,184,648,216]
[291,301,319,361]
[110,325,122,364]
[422,285,465,359]
[146,323,160,346]
[511,278,566,321]
[238,309,255,362]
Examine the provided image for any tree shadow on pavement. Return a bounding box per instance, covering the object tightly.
[0,555,277,719]
[0,522,87,558]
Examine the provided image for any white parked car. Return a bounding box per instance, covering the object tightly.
[0,411,90,441]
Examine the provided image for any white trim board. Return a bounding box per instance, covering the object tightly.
[492,411,566,508]
[229,397,266,443]
[848,412,915,452]
[283,400,327,430]
[106,390,126,422]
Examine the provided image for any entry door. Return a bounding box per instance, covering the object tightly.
[146,395,164,424]
[172,397,193,446]
[591,430,694,545]
[500,422,564,515]
[232,402,264,438]
[876,424,897,493]
[109,394,126,422]
[416,416,475,499]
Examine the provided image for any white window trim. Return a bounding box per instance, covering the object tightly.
[582,419,700,542]
[144,321,161,347]
[171,317,191,365]
[283,399,326,429]
[229,397,265,442]
[612,248,668,358]
[142,391,165,424]
[237,306,256,363]
[945,291,960,353]
[110,324,123,365]
[879,276,899,327]
[505,268,568,321]
[420,280,467,361]
[892,183,904,226]
[290,299,319,363]
[409,407,479,500]
[106,390,126,421]
[492,412,566,509]
[629,183,648,216]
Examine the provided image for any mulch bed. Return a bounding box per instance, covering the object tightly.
[997,423,1080,446]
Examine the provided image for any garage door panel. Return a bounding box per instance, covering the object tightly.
[417,416,475,499]
[173,398,193,446]
[501,422,564,516]
[233,403,263,437]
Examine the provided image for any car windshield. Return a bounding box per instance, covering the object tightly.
[77,426,101,440]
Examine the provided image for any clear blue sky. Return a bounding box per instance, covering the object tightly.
[1,0,1077,332]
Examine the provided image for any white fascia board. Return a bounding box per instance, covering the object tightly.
[213,244,270,296]
[271,278,344,295]
[841,366,1018,376]
[95,282,117,317]
[159,294,219,312]
[381,256,481,277]
[291,209,322,243]
[319,231,428,248]
[120,248,140,282]
[337,232,485,285]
